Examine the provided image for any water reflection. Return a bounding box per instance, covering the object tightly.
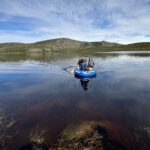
[75,75,96,91]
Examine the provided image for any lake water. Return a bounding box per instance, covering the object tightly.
[0,51,150,150]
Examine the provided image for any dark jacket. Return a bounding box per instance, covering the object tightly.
[80,62,88,71]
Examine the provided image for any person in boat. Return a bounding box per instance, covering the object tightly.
[88,57,95,68]
[77,59,88,71]
[77,59,83,66]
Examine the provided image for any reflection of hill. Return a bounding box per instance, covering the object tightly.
[0,51,150,62]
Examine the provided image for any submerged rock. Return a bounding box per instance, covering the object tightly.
[51,122,126,150]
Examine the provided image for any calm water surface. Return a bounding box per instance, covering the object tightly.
[0,52,150,150]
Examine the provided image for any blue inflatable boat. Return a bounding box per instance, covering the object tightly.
[74,67,97,77]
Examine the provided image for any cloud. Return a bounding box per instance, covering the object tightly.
[0,0,150,43]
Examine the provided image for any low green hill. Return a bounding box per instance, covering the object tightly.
[0,38,150,53]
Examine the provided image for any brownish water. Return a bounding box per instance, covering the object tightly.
[0,52,150,150]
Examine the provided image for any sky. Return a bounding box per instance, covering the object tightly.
[0,0,150,44]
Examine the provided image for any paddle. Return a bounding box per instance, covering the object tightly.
[71,70,74,74]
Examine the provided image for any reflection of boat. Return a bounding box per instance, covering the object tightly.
[74,67,97,77]
[75,75,96,81]
[75,74,96,91]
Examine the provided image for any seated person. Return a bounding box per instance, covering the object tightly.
[88,57,95,68]
[78,59,88,71]
[77,59,83,66]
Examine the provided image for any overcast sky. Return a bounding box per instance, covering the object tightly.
[0,0,150,44]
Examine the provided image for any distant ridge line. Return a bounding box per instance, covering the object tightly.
[0,37,150,52]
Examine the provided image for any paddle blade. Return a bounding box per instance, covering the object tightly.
[71,70,74,74]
